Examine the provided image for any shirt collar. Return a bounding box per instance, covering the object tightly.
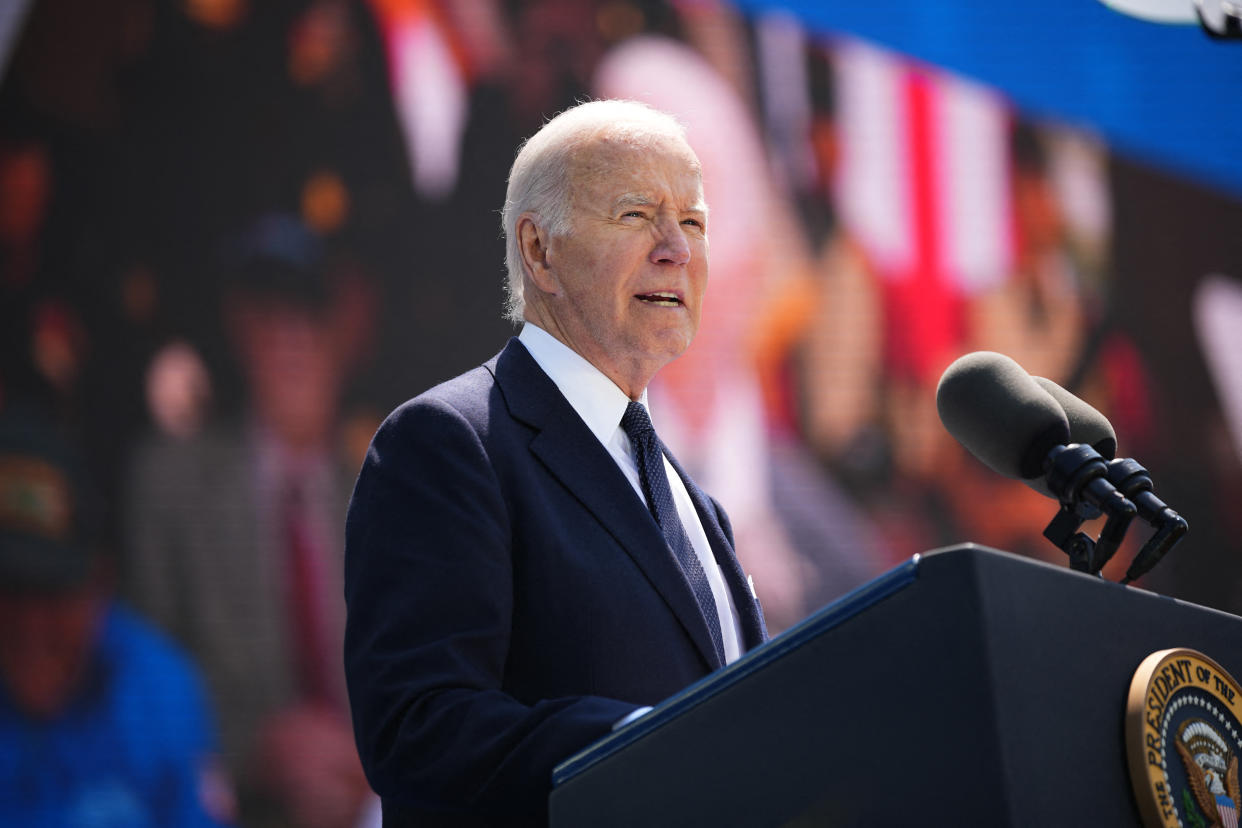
[518,323,649,445]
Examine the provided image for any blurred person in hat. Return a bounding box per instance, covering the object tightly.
[124,214,375,828]
[0,402,234,827]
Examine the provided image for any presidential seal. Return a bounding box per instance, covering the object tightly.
[1127,648,1242,828]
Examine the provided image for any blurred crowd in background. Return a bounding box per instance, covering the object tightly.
[3,0,1242,825]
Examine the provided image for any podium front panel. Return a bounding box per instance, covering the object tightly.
[550,545,1242,827]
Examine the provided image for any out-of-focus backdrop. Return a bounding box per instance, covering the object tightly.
[2,1,1241,825]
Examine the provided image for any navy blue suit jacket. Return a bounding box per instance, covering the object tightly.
[343,338,766,825]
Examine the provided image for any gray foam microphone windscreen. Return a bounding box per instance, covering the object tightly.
[936,352,1070,479]
[1030,376,1117,460]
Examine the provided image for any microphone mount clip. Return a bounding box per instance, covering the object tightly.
[1040,443,1137,575]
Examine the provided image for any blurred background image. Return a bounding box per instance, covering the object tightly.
[2,1,1241,825]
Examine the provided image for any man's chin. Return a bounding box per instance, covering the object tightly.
[654,327,698,360]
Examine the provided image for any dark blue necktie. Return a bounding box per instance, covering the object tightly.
[620,400,726,665]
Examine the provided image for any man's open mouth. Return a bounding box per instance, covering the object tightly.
[635,292,682,307]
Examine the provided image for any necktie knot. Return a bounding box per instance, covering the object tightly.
[620,400,655,447]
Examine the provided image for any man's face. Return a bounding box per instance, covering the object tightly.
[0,587,103,718]
[533,133,709,396]
[232,301,342,451]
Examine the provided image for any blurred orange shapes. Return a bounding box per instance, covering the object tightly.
[301,170,350,234]
[341,409,383,471]
[183,0,247,30]
[288,1,356,87]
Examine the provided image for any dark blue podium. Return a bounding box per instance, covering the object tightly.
[549,544,1242,827]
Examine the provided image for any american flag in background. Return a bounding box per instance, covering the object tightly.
[833,38,1014,385]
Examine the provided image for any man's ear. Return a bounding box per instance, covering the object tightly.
[517,214,558,295]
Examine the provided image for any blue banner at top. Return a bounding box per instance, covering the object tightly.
[737,0,1242,198]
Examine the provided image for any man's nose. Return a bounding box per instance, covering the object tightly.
[650,217,691,266]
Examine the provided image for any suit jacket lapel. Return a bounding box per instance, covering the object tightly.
[489,339,723,672]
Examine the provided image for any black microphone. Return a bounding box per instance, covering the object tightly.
[937,352,1137,573]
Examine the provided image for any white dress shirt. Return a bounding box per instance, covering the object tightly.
[518,323,744,664]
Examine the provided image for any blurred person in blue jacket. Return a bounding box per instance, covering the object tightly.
[0,403,234,827]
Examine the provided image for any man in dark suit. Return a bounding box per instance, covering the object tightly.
[344,99,767,826]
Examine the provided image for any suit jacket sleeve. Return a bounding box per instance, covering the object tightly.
[343,394,638,821]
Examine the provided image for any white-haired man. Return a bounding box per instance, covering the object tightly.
[344,100,766,826]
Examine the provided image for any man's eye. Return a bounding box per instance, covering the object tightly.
[622,211,646,219]
[681,219,704,229]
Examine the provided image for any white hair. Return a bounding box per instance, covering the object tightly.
[500,99,691,323]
